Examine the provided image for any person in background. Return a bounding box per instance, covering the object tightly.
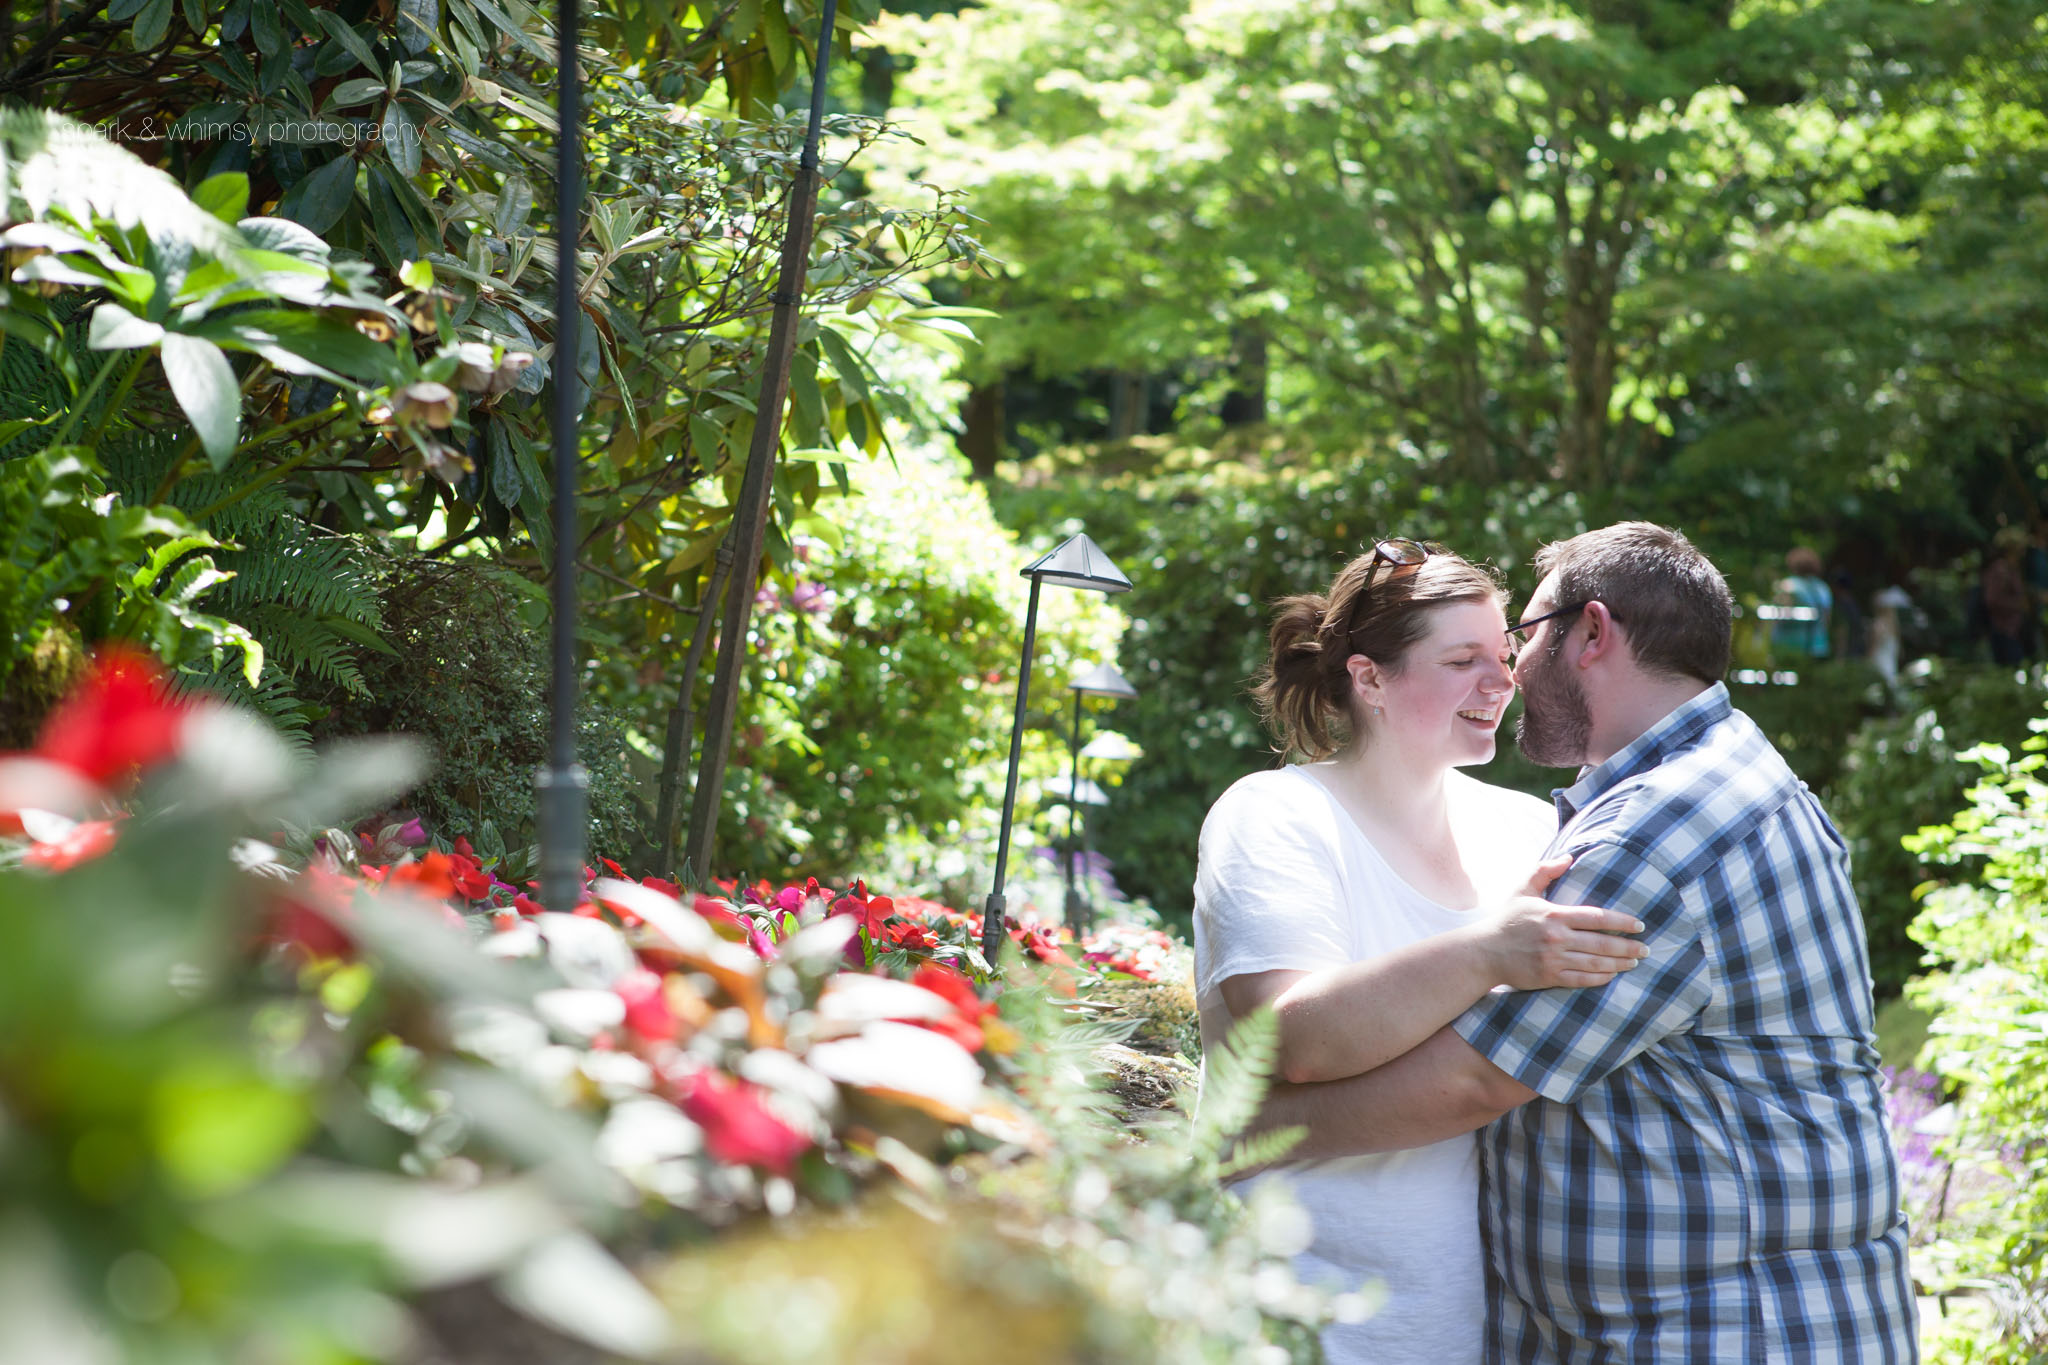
[1772,546,1833,659]
[1973,528,2039,666]
[1869,582,1915,695]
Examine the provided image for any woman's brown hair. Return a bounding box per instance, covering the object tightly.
[1251,546,1504,761]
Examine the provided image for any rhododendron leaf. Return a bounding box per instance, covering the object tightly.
[807,1020,984,1121]
[149,1058,314,1198]
[498,1233,676,1358]
[778,913,859,968]
[815,975,953,1029]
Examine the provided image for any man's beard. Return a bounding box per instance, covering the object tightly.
[1516,652,1592,768]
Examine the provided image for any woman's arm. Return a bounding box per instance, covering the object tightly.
[1218,858,1645,1085]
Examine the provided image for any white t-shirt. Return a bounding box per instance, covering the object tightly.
[1192,764,1556,1365]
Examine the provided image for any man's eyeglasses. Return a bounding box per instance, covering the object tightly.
[1506,601,1588,645]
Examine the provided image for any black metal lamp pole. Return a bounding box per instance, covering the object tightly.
[980,533,1131,964]
[537,0,587,914]
[1061,660,1136,938]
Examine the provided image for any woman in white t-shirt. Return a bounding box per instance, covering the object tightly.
[1193,539,1646,1365]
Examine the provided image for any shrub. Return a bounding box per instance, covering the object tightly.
[301,554,644,862]
[1833,662,2048,995]
[1905,713,2048,1360]
[686,449,1128,886]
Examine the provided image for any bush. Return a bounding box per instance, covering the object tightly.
[1833,662,2048,996]
[302,554,644,862]
[1905,712,2048,1360]
[663,449,1128,887]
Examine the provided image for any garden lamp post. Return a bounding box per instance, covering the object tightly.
[536,0,587,914]
[1063,661,1137,936]
[981,533,1130,963]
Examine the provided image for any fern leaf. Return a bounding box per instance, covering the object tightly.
[1188,1006,1284,1168]
[1216,1124,1307,1181]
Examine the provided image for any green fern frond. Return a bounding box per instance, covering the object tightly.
[173,665,314,750]
[1188,1006,1284,1168]
[1215,1123,1306,1181]
[235,606,371,695]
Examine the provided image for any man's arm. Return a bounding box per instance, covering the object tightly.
[1247,1024,1537,1165]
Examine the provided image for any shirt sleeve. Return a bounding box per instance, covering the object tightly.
[1451,838,1712,1103]
[1192,775,1353,998]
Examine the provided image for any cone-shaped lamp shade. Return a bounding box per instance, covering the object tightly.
[1080,731,1140,762]
[1046,776,1111,807]
[1021,532,1131,594]
[1068,660,1138,699]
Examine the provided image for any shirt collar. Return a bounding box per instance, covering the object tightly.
[1551,682,1732,826]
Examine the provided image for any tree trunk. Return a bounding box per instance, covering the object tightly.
[1219,325,1268,427]
[960,380,1006,479]
[1107,371,1146,440]
[646,549,733,879]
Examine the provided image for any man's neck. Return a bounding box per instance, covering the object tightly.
[1584,676,1712,767]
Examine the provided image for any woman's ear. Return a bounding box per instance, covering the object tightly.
[1345,653,1384,707]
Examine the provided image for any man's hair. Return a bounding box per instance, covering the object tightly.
[1533,522,1731,684]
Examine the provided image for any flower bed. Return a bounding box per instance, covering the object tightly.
[0,649,1336,1363]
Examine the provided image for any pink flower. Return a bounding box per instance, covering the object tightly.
[615,969,679,1042]
[672,1069,811,1175]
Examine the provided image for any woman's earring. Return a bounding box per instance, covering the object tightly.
[1373,705,1384,717]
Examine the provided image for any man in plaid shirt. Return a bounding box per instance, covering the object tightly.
[1257,523,1917,1361]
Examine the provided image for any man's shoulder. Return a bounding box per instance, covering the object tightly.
[1570,709,1799,864]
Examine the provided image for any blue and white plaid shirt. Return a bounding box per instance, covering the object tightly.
[1453,684,1918,1363]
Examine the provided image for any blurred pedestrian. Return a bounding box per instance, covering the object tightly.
[1972,529,2039,665]
[1772,547,1833,659]
[1869,584,1914,693]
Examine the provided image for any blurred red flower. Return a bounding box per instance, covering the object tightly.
[615,968,679,1042]
[33,647,191,786]
[24,818,118,871]
[672,1069,812,1175]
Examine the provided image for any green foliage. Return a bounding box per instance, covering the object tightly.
[708,449,1126,882]
[877,0,2043,497]
[0,445,258,737]
[1833,663,2048,996]
[1905,715,2048,1360]
[300,555,642,860]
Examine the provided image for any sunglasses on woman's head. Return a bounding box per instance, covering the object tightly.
[1367,537,1432,581]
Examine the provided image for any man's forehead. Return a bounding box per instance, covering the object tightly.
[1523,569,1563,612]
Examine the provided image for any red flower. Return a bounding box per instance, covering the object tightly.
[263,864,361,961]
[910,962,994,1052]
[693,894,747,935]
[513,892,546,917]
[774,877,826,915]
[381,850,460,900]
[24,818,118,871]
[672,1070,812,1175]
[614,969,678,1042]
[448,853,494,902]
[32,647,191,786]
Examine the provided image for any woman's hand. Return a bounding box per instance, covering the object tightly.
[1481,857,1648,990]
